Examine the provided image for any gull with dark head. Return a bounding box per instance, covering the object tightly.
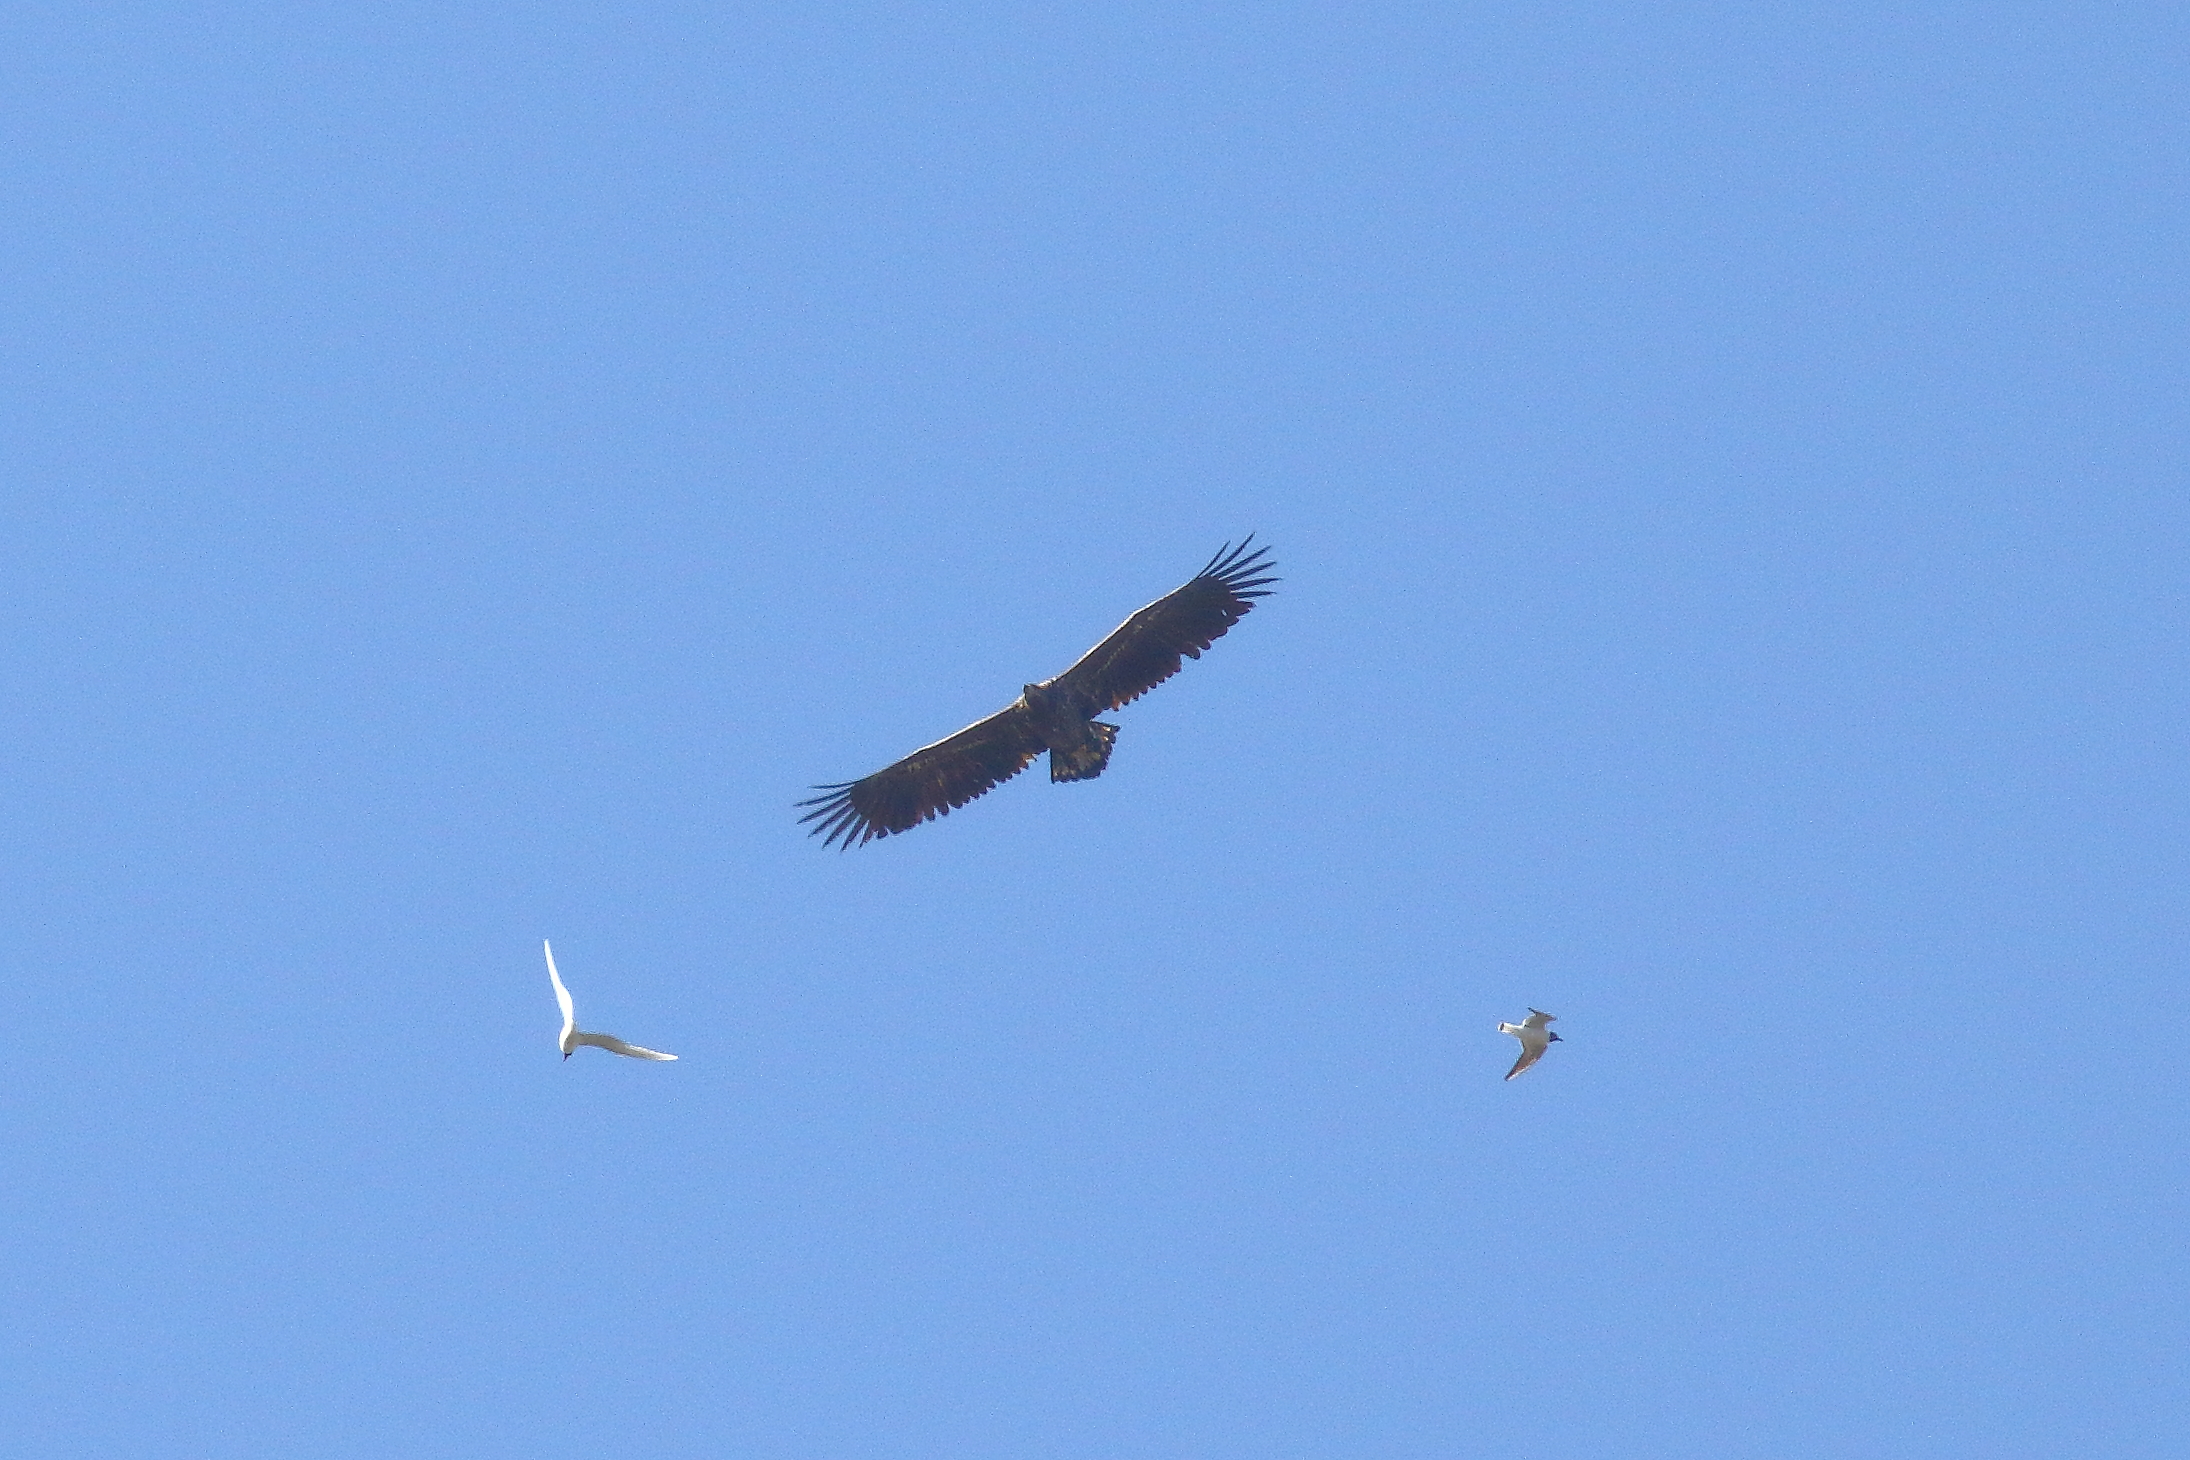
[545,940,677,1062]
[1497,1008,1561,1080]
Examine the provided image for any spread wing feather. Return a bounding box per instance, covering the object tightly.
[797,703,1045,849]
[1056,537,1278,712]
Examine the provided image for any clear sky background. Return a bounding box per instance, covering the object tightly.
[4,4,2184,1457]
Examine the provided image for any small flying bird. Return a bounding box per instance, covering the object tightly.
[544,940,677,1061]
[799,537,1278,848]
[1498,1008,1561,1080]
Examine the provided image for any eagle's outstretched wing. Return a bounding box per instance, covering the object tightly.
[797,703,1046,849]
[1055,537,1278,712]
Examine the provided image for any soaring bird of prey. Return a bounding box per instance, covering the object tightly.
[1498,1009,1561,1080]
[799,537,1278,848]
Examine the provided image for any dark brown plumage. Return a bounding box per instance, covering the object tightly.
[798,537,1277,848]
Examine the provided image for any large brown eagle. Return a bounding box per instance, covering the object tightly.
[799,537,1277,848]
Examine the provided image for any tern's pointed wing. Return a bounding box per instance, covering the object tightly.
[544,940,576,1043]
[575,1031,677,1061]
[1504,1040,1546,1080]
[1521,1009,1557,1030]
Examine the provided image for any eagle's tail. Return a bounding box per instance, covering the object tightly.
[1050,722,1118,783]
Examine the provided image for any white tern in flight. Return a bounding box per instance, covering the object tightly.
[544,940,677,1061]
[1497,1008,1561,1080]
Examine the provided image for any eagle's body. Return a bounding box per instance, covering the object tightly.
[1019,680,1117,782]
[799,538,1276,847]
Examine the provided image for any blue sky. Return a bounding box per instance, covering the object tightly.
[4,3,2185,1456]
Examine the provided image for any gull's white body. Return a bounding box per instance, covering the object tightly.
[545,940,677,1061]
[1497,1008,1559,1080]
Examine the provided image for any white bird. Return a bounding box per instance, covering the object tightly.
[1497,1008,1561,1080]
[544,940,677,1061]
